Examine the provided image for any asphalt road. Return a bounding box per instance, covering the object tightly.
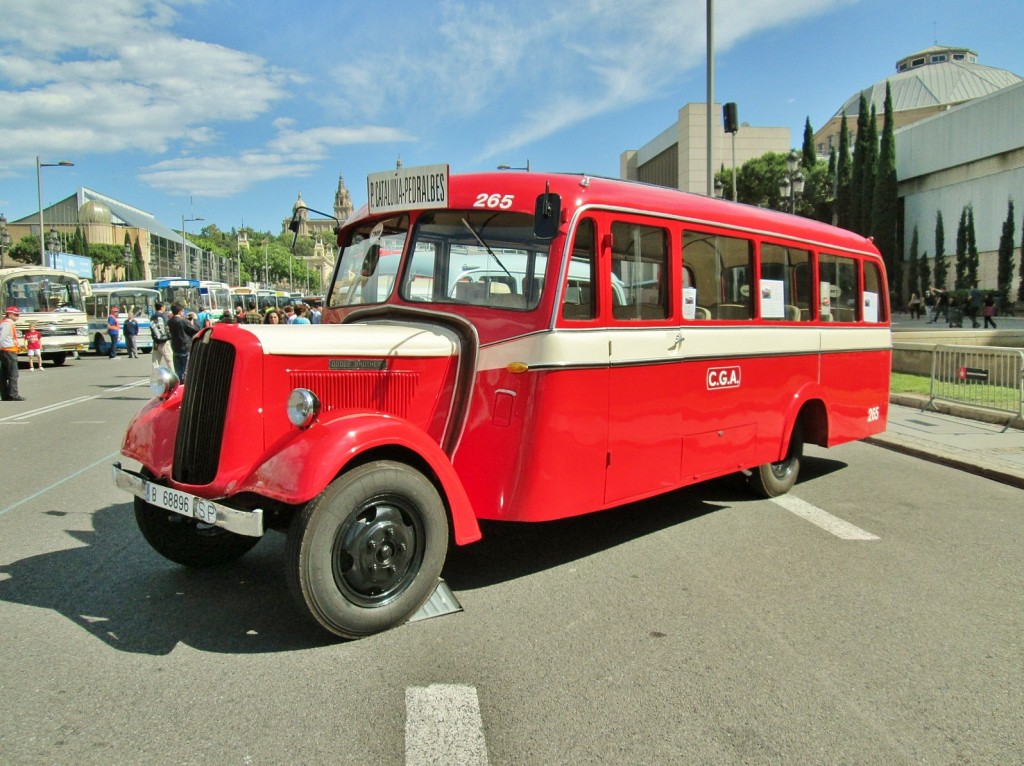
[0,353,1021,765]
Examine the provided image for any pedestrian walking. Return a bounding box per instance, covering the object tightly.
[983,295,997,329]
[168,303,199,382]
[107,305,121,358]
[243,301,263,324]
[0,306,25,401]
[24,322,43,371]
[967,285,982,328]
[123,311,140,357]
[908,291,923,319]
[150,301,173,370]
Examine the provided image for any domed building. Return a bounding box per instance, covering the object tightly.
[813,45,1021,156]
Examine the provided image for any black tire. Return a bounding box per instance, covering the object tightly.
[93,334,105,355]
[134,496,261,567]
[49,352,67,367]
[286,460,449,639]
[747,425,803,498]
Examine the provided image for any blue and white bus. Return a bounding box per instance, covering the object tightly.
[85,285,159,355]
[104,278,202,313]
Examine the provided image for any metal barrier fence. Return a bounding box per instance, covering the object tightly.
[928,344,1024,429]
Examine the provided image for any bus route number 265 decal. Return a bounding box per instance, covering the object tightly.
[473,193,515,209]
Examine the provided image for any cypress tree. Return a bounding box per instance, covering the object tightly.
[835,113,852,229]
[955,207,968,289]
[860,104,878,236]
[966,206,979,288]
[920,250,931,297]
[871,82,898,293]
[802,118,816,168]
[997,199,1015,306]
[850,94,870,234]
[1018,211,1024,303]
[933,211,947,289]
[907,225,920,303]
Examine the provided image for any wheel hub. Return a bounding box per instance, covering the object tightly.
[333,502,418,605]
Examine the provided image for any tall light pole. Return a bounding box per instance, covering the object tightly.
[778,150,805,213]
[181,215,204,279]
[0,214,11,269]
[37,156,74,265]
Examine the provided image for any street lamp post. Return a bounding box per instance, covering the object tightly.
[181,215,204,279]
[497,160,531,171]
[36,156,74,265]
[122,243,132,280]
[778,150,805,214]
[262,239,269,287]
[0,214,11,269]
[46,226,60,258]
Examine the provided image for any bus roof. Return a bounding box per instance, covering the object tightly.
[344,171,881,260]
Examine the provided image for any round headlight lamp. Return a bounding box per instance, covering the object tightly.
[150,366,180,399]
[287,388,320,429]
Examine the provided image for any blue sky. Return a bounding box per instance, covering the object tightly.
[0,0,1019,236]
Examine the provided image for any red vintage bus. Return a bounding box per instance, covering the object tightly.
[114,165,890,638]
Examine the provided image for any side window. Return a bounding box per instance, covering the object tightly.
[819,253,859,322]
[863,261,887,323]
[682,230,754,320]
[562,219,596,320]
[611,221,669,321]
[760,243,811,321]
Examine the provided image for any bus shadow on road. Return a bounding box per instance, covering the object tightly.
[443,454,850,591]
[0,503,335,655]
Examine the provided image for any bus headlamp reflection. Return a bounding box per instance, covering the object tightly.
[150,367,179,399]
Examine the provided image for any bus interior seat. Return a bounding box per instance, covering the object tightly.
[693,306,711,320]
[715,303,751,320]
[785,304,802,321]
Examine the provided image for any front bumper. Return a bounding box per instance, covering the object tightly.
[112,462,265,537]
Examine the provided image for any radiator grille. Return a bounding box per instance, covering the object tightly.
[289,370,418,417]
[173,337,235,485]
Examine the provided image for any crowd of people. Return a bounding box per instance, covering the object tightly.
[906,286,998,329]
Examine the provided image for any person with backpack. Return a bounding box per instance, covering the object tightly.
[150,301,172,370]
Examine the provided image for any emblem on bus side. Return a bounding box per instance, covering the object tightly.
[329,359,387,371]
[707,366,741,390]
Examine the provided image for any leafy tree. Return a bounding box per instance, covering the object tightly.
[933,211,947,289]
[996,199,1015,306]
[8,234,40,265]
[871,82,898,293]
[713,152,833,222]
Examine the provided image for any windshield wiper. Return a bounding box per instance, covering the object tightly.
[460,217,514,281]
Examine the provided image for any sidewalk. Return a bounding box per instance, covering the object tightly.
[868,393,1024,489]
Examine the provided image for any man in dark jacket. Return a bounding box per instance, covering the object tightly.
[168,303,199,382]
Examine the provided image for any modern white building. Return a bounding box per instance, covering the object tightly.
[620,102,790,195]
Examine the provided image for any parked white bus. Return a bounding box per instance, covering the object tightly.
[85,285,159,355]
[0,265,89,366]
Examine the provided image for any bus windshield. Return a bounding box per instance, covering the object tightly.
[2,272,85,312]
[329,215,409,308]
[401,210,546,310]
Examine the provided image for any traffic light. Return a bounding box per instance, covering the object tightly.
[723,102,738,134]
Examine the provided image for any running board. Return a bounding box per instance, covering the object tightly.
[408,579,463,623]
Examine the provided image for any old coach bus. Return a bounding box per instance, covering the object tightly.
[0,265,89,365]
[114,165,891,639]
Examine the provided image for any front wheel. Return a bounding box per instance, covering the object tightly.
[747,426,803,498]
[286,460,449,639]
[134,496,261,567]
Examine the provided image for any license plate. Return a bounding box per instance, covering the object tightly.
[144,482,220,525]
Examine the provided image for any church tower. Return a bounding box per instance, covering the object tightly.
[334,175,354,224]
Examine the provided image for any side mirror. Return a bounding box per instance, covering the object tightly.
[361,244,380,277]
[534,188,561,240]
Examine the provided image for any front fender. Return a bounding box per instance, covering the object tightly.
[243,413,482,546]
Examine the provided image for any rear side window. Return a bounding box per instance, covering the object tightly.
[819,253,859,322]
[682,230,754,320]
[760,243,811,321]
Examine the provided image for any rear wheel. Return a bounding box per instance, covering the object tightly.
[747,425,803,498]
[134,496,261,567]
[48,352,67,367]
[286,460,449,639]
[93,334,105,355]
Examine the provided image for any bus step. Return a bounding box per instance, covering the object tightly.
[408,579,463,624]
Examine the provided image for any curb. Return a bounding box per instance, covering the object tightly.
[870,392,1024,489]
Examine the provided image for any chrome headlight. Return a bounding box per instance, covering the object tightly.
[150,366,180,399]
[76,326,87,335]
[287,388,320,429]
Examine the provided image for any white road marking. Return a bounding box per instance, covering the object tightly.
[0,379,148,423]
[771,495,880,540]
[406,684,489,766]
